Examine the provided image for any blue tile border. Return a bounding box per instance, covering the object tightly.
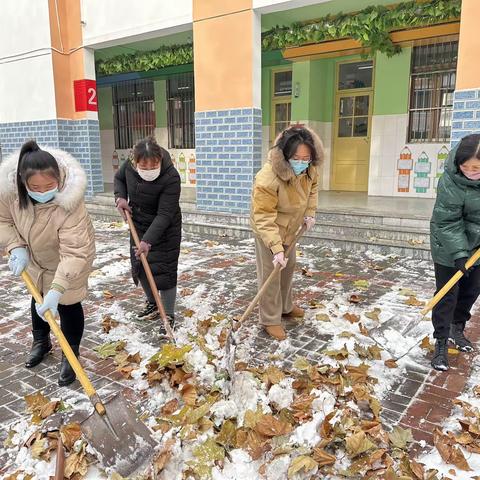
[0,118,103,195]
[194,107,262,214]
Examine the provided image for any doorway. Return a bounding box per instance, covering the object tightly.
[331,60,374,191]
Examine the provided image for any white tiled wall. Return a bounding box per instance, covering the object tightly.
[369,114,449,198]
[310,121,332,191]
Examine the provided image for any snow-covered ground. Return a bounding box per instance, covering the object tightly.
[1,221,479,479]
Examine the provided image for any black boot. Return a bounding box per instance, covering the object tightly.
[431,338,449,371]
[58,345,80,387]
[25,330,52,368]
[137,301,159,320]
[159,315,175,336]
[449,323,474,352]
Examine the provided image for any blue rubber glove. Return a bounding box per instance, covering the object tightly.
[8,247,29,276]
[35,289,63,320]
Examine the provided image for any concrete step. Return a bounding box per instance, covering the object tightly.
[85,196,431,259]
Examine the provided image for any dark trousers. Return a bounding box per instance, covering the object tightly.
[31,298,85,346]
[432,263,480,339]
[138,269,177,319]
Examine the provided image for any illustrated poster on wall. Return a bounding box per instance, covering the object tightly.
[435,145,450,190]
[414,151,431,194]
[170,151,196,186]
[397,147,413,192]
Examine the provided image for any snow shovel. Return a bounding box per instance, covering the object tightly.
[225,225,307,387]
[20,271,157,477]
[373,246,480,361]
[125,210,175,340]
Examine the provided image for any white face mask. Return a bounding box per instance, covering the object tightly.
[137,167,160,182]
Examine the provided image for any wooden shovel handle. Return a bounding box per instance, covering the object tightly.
[54,434,65,480]
[421,247,480,315]
[21,271,98,399]
[238,225,307,324]
[125,211,174,340]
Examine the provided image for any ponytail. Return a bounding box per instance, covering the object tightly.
[16,140,61,209]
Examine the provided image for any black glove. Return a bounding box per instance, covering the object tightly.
[454,257,470,276]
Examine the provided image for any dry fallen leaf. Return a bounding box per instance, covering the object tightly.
[218,328,228,348]
[316,313,331,322]
[346,431,376,457]
[343,312,360,324]
[180,288,194,297]
[153,438,175,474]
[358,323,369,336]
[349,294,363,304]
[288,455,318,478]
[434,428,472,471]
[353,280,370,289]
[216,420,237,448]
[181,384,198,406]
[405,296,424,307]
[60,423,82,451]
[365,308,381,321]
[64,443,88,478]
[388,426,413,449]
[102,314,119,333]
[384,359,398,369]
[313,447,336,466]
[263,366,285,385]
[103,290,115,299]
[420,336,435,353]
[301,266,314,277]
[161,399,179,416]
[255,414,293,437]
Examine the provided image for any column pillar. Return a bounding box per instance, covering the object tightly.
[0,0,102,195]
[193,0,262,213]
[451,0,480,147]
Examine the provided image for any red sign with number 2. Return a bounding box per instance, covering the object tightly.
[74,79,98,112]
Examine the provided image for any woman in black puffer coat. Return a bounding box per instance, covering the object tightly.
[114,137,181,326]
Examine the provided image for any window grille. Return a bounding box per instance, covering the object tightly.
[408,40,458,143]
[167,73,195,149]
[112,79,156,149]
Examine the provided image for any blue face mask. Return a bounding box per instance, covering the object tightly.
[289,159,310,176]
[27,187,58,203]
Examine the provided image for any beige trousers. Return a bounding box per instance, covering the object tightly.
[255,236,296,326]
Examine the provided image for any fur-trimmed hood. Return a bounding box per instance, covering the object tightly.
[268,126,324,182]
[0,147,87,212]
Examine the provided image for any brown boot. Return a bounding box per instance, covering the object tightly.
[263,325,287,341]
[282,305,305,319]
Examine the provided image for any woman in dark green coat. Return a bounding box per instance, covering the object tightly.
[430,134,480,371]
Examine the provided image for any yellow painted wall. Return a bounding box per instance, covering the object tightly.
[456,0,480,90]
[193,5,257,111]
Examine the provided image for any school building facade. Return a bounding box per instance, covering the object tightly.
[0,0,479,213]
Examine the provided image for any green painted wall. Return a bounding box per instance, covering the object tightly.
[262,0,399,31]
[291,58,336,123]
[98,86,113,130]
[373,48,412,115]
[261,66,273,126]
[154,80,167,128]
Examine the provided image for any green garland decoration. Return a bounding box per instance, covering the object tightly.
[96,43,193,76]
[96,0,461,76]
[262,0,461,57]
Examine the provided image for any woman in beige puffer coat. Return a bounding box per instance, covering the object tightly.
[0,140,95,386]
[251,126,323,340]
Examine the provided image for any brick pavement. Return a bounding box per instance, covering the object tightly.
[0,222,479,471]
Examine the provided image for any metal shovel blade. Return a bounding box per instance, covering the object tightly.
[81,393,157,478]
